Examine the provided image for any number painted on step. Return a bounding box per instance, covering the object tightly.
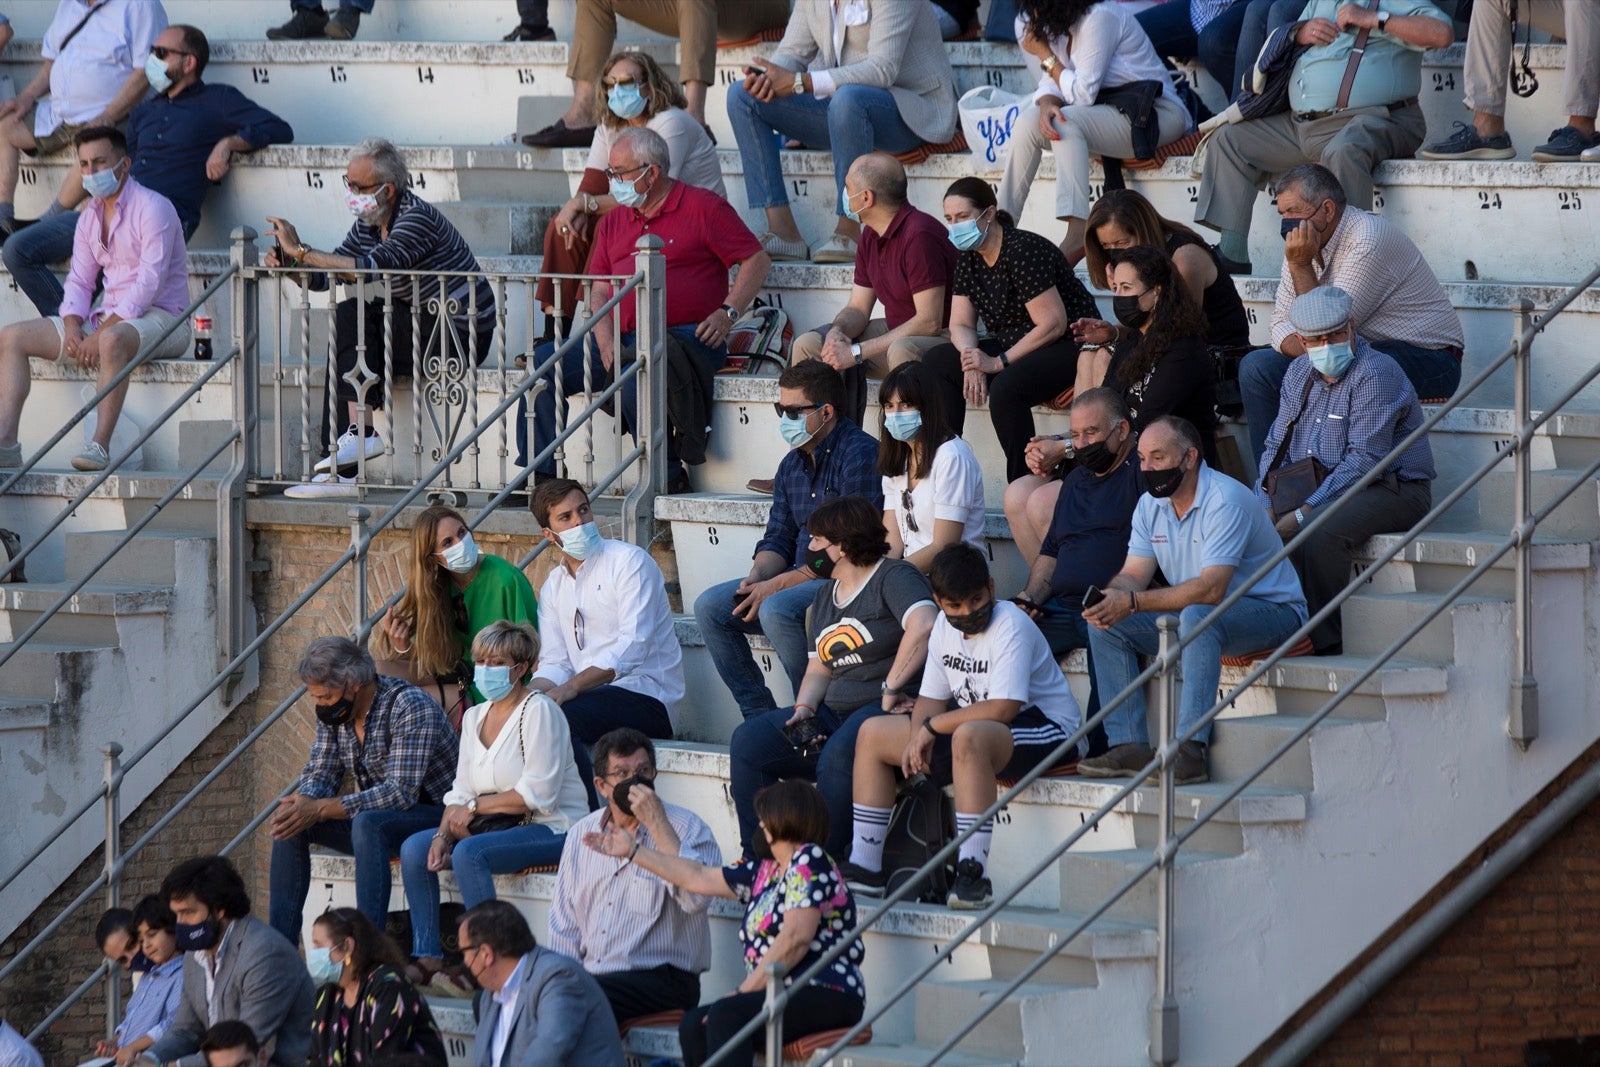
[758,292,785,310]
[790,178,809,197]
[1185,185,1198,204]
[1478,190,1503,210]
[738,405,750,425]
[706,526,720,545]
[1246,307,1259,325]
[761,654,774,672]
[447,1038,467,1058]
[1088,182,1104,202]
[995,808,1012,825]
[1493,437,1515,455]
[329,64,348,83]
[17,167,34,187]
[406,173,428,190]
[251,66,270,84]
[417,66,435,84]
[517,68,536,85]
[1559,191,1583,211]
[1372,188,1385,209]
[1078,812,1099,831]
[305,171,324,189]
[985,68,1005,88]
[1431,71,1456,92]
[718,67,740,86]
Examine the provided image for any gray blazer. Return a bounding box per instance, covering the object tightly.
[473,947,625,1067]
[767,0,959,144]
[145,915,315,1067]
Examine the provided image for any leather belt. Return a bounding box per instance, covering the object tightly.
[1293,96,1419,122]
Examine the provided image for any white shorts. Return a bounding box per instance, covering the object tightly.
[50,308,191,361]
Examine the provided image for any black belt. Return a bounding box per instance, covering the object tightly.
[1294,96,1418,122]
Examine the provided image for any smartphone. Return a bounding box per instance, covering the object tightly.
[1082,585,1106,609]
[782,717,826,758]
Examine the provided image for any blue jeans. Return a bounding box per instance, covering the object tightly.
[267,804,444,944]
[516,326,724,474]
[1137,0,1251,102]
[398,822,564,958]
[3,210,199,317]
[1034,601,1109,758]
[1088,598,1304,747]
[1234,0,1307,99]
[294,0,375,11]
[1240,341,1463,465]
[726,81,924,216]
[728,701,882,859]
[692,577,823,714]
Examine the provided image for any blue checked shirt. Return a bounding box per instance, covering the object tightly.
[755,419,883,564]
[295,676,459,815]
[1256,338,1435,512]
[116,955,183,1046]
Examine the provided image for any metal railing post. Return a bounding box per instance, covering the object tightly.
[622,236,667,549]
[1150,615,1180,1066]
[1508,298,1539,749]
[221,228,259,678]
[764,961,787,1065]
[101,742,124,1041]
[350,507,372,644]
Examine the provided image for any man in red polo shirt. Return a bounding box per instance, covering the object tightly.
[519,126,770,488]
[790,152,955,424]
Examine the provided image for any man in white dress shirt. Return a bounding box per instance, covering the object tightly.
[529,478,685,801]
[547,729,720,1026]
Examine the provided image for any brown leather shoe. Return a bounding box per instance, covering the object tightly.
[746,478,774,494]
[521,119,596,148]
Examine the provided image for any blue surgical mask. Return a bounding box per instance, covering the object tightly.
[610,168,653,209]
[474,663,516,702]
[883,410,922,443]
[439,531,480,573]
[779,412,816,448]
[306,946,343,985]
[82,160,124,200]
[1307,340,1355,378]
[841,186,864,223]
[144,52,174,94]
[558,520,603,561]
[948,211,990,251]
[607,82,647,120]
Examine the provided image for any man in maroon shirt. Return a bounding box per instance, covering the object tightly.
[791,152,955,424]
[519,126,771,487]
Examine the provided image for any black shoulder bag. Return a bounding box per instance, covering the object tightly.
[1262,373,1331,519]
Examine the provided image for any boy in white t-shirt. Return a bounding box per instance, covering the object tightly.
[842,543,1083,909]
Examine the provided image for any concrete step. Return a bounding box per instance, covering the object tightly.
[63,528,216,588]
[822,1045,1020,1067]
[1479,467,1600,540]
[1057,847,1234,926]
[1356,529,1594,598]
[0,696,53,736]
[0,640,116,702]
[434,201,556,256]
[914,977,1087,1059]
[1208,712,1379,791]
[0,581,173,645]
[1341,591,1510,664]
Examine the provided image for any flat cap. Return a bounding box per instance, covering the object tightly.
[1289,285,1352,335]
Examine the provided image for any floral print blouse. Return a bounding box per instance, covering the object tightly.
[722,843,865,999]
[308,964,448,1066]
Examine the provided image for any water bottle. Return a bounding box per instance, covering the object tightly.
[193,314,213,360]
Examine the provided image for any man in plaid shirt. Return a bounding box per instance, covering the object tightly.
[266,635,459,946]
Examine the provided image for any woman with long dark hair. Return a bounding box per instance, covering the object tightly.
[306,907,446,1066]
[922,177,1100,484]
[877,361,985,572]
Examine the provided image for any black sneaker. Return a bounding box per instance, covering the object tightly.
[1419,120,1515,161]
[1171,741,1209,786]
[839,861,886,898]
[1531,125,1600,163]
[324,6,362,40]
[503,24,556,41]
[266,7,329,39]
[946,858,992,910]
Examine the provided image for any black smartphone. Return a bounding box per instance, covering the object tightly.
[1082,585,1106,609]
[782,717,826,758]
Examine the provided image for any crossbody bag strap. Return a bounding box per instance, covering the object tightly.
[56,1,108,54]
[1334,0,1384,111]
[1267,372,1320,476]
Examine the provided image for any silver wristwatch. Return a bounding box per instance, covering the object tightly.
[794,70,806,95]
[467,797,479,815]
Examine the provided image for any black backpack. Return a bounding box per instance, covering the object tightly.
[883,774,957,904]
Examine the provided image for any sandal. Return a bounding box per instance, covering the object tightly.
[405,956,450,986]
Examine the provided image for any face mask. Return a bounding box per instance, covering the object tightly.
[946,599,995,636]
[607,82,647,120]
[82,160,123,200]
[609,773,656,818]
[439,531,480,573]
[558,521,603,561]
[306,946,343,985]
[1111,294,1151,330]
[1307,340,1355,379]
[315,695,355,728]
[610,168,653,209]
[1143,463,1186,499]
[1281,212,1322,239]
[1075,434,1122,476]
[475,664,516,702]
[804,544,836,580]
[778,411,817,448]
[174,918,219,953]
[883,410,922,443]
[144,52,175,94]
[841,186,864,223]
[128,950,153,974]
[346,188,382,221]
[947,211,990,252]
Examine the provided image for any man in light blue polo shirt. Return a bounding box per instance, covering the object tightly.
[1078,416,1307,785]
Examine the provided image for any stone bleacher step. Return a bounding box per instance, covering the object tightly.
[63,528,218,588]
[0,697,53,737]
[1057,847,1234,925]
[1341,590,1510,664]
[1357,529,1594,598]
[0,640,118,702]
[913,977,1089,1060]
[0,581,173,645]
[1478,467,1600,540]
[823,1045,1020,1067]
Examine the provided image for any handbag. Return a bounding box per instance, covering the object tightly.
[465,700,532,835]
[1263,375,1331,519]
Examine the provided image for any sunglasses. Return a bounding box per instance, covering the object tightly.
[602,76,638,90]
[773,402,821,419]
[150,46,191,60]
[900,489,919,533]
[573,608,586,652]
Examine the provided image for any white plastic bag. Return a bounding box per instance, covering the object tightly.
[958,84,1029,176]
[80,384,143,471]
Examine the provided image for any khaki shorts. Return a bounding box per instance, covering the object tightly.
[50,308,191,360]
[27,120,91,157]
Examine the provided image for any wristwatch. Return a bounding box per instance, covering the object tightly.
[794,70,806,95]
[1041,54,1060,75]
[1376,10,1390,30]
[467,797,479,815]
[582,193,598,214]
[850,342,863,364]
[881,680,901,694]
[922,718,940,737]
[1294,507,1306,526]
[721,303,739,320]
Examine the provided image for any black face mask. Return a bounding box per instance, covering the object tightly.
[609,774,656,818]
[804,545,837,580]
[1111,294,1151,330]
[1143,463,1186,498]
[174,917,219,953]
[128,950,153,974]
[1075,434,1123,476]
[946,599,995,636]
[315,694,355,727]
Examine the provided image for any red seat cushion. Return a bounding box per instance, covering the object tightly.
[782,1025,872,1061]
[1220,636,1315,667]
[893,131,970,167]
[1101,129,1204,172]
[718,26,787,49]
[998,759,1079,789]
[619,1009,685,1036]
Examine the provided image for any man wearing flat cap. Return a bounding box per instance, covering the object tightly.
[1256,285,1435,656]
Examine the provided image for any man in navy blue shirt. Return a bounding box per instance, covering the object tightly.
[2,23,292,315]
[693,361,882,715]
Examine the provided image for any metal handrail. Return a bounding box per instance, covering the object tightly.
[703,263,1600,1066]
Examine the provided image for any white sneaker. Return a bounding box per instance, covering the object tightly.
[0,441,21,468]
[314,427,385,473]
[72,441,110,472]
[284,472,358,499]
[1582,142,1600,162]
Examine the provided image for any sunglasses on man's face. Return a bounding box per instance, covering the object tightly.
[773,402,821,419]
[150,46,191,60]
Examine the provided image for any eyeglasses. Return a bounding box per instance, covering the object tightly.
[900,488,919,533]
[342,175,382,194]
[601,76,638,90]
[150,46,191,60]
[606,768,655,782]
[773,402,820,419]
[573,608,585,652]
[602,163,649,182]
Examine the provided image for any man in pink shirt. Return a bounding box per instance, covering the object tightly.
[0,126,190,472]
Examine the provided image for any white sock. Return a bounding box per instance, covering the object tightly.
[956,812,994,870]
[849,804,892,871]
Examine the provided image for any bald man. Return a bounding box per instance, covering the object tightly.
[790,152,956,424]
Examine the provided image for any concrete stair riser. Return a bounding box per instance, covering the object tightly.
[1356,532,1594,599]
[1479,468,1600,541]
[0,582,172,645]
[1342,591,1511,663]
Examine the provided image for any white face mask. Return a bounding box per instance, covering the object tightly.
[438,531,480,573]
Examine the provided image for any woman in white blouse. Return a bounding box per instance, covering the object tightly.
[397,621,589,995]
[878,361,986,572]
[995,0,1192,262]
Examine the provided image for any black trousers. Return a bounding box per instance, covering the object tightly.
[678,984,865,1067]
[923,336,1079,483]
[516,0,549,30]
[596,964,701,1028]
